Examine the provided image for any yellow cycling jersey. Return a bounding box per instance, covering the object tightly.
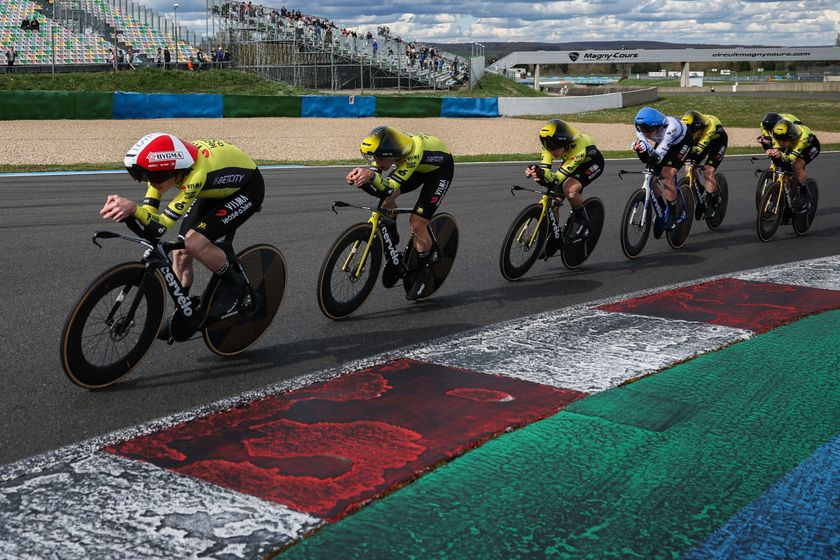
[779,123,817,164]
[371,133,452,193]
[133,140,258,231]
[760,113,802,148]
[690,114,724,152]
[539,133,599,184]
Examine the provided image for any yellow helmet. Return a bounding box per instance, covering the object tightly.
[681,110,706,133]
[772,119,800,141]
[360,126,413,163]
[539,119,578,151]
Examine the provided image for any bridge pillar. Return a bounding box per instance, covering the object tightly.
[680,61,690,87]
[534,64,540,91]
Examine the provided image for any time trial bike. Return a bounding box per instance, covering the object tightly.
[618,168,694,259]
[681,163,729,230]
[754,163,819,242]
[61,229,287,389]
[499,184,604,280]
[317,197,459,320]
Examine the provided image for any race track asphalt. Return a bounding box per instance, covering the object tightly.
[0,153,837,465]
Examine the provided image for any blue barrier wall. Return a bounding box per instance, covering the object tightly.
[113,93,224,119]
[300,96,376,118]
[440,97,499,118]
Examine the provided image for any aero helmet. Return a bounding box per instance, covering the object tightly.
[360,126,413,164]
[124,133,198,183]
[772,119,799,142]
[761,112,783,133]
[634,107,667,133]
[681,110,707,133]
[539,119,578,151]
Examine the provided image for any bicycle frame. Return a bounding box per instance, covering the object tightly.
[509,184,564,248]
[331,200,413,280]
[618,169,675,227]
[92,229,249,329]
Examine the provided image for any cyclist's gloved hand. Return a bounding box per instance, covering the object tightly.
[527,164,552,187]
[359,182,394,199]
[126,217,164,243]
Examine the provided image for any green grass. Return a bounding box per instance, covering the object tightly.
[3,145,837,174]
[524,95,840,131]
[0,68,539,97]
[0,68,313,95]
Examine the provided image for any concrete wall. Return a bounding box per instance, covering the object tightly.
[661,82,840,93]
[498,87,656,116]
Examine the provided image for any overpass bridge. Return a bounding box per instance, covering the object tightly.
[489,46,840,88]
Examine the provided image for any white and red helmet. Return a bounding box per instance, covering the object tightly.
[124,133,198,182]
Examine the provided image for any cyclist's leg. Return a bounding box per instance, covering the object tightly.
[703,132,727,195]
[564,150,604,239]
[193,171,266,315]
[174,198,215,292]
[406,157,453,300]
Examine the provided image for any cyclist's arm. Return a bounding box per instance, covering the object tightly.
[650,119,684,162]
[132,170,205,230]
[780,133,810,164]
[370,155,419,193]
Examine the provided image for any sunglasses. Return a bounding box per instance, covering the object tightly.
[127,165,176,184]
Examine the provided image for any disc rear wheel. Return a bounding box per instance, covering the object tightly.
[204,244,287,356]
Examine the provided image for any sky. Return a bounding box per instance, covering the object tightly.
[144,1,840,46]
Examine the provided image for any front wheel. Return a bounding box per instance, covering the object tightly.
[203,244,287,356]
[499,204,547,280]
[757,184,784,242]
[666,183,694,249]
[561,197,605,269]
[792,179,819,236]
[756,170,774,210]
[318,223,382,320]
[620,188,651,259]
[60,262,166,389]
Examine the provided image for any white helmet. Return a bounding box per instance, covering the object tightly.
[124,132,197,182]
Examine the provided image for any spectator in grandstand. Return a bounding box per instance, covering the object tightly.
[125,47,136,70]
[20,18,30,30]
[216,46,224,67]
[164,47,171,70]
[5,47,17,72]
[30,17,39,32]
[155,48,162,68]
[196,49,208,70]
[372,38,378,58]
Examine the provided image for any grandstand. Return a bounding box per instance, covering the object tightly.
[1,0,111,65]
[1,0,193,67]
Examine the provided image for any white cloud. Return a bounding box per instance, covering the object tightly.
[138,1,838,45]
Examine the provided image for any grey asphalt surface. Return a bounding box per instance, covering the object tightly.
[1,153,838,465]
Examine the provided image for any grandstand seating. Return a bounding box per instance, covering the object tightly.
[87,0,191,62]
[0,0,111,65]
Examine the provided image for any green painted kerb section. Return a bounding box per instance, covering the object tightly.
[280,310,840,559]
[0,90,112,120]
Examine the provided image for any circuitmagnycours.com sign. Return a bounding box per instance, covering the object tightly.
[492,47,840,69]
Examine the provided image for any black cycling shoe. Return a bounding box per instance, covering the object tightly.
[792,194,810,214]
[210,268,248,318]
[382,255,406,289]
[156,317,172,341]
[566,211,590,242]
[406,249,439,301]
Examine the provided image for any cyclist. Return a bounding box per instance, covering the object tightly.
[100,133,265,326]
[769,119,821,213]
[757,112,804,168]
[631,107,692,229]
[346,125,454,301]
[680,110,727,216]
[525,119,605,241]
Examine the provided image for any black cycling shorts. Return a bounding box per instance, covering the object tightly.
[778,136,821,172]
[560,149,605,189]
[694,131,728,170]
[396,155,454,219]
[179,168,265,241]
